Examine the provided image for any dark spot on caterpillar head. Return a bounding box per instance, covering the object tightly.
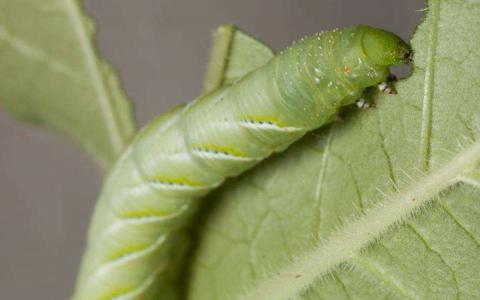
[387,74,398,82]
[295,274,302,278]
[336,112,347,122]
[397,40,414,62]
[405,50,414,63]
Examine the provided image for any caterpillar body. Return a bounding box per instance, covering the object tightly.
[73,25,411,300]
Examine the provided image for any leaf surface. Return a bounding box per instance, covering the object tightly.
[0,0,136,168]
[202,24,274,95]
[187,1,480,299]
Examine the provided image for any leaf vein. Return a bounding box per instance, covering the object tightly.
[406,223,460,299]
[312,127,334,241]
[419,0,441,171]
[354,258,415,300]
[439,202,480,247]
[0,23,84,82]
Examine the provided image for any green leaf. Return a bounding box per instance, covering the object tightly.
[202,24,274,95]
[0,0,136,168]
[187,1,480,299]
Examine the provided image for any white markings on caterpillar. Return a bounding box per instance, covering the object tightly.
[85,234,168,287]
[240,119,305,133]
[110,266,163,300]
[148,180,218,191]
[100,204,191,240]
[192,148,263,162]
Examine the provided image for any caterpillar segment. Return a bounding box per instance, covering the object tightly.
[73,25,411,299]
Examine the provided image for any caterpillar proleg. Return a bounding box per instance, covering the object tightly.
[73,25,411,300]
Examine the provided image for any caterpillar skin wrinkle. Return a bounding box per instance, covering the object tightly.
[73,25,411,300]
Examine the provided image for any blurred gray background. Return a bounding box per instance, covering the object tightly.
[0,1,423,299]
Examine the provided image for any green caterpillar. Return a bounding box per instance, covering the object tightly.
[73,25,411,299]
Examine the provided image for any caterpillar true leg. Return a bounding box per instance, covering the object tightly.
[377,73,399,94]
[356,98,372,109]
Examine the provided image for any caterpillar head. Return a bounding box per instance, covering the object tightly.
[361,27,412,67]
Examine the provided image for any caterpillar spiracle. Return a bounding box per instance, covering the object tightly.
[73,25,411,300]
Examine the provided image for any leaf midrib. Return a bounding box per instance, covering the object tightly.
[65,0,129,156]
